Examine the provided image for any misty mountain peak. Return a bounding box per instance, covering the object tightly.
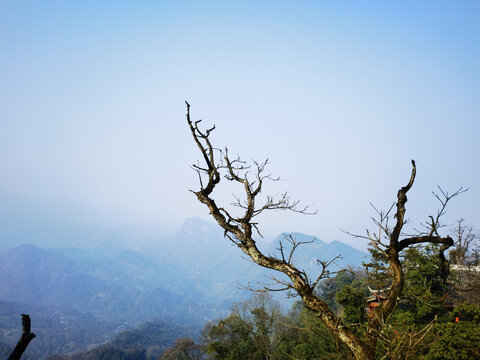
[4,243,55,262]
[178,217,220,241]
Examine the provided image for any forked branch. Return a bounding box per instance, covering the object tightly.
[186,103,368,358]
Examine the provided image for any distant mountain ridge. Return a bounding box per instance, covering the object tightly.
[0,215,368,359]
[0,244,221,326]
[0,219,368,312]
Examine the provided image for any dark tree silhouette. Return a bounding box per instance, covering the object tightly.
[8,314,35,360]
[185,102,457,360]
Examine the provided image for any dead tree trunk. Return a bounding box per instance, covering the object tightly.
[185,102,457,360]
[8,314,35,360]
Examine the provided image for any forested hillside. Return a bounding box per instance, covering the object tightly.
[45,320,193,360]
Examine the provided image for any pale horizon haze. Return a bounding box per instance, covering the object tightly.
[1,1,479,250]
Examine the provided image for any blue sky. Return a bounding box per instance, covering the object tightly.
[1,1,479,248]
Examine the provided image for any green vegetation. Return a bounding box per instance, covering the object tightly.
[198,242,480,360]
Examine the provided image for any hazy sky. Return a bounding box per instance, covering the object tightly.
[1,1,479,249]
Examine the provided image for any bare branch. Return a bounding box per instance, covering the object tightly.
[8,314,35,360]
[312,254,343,289]
[398,235,454,252]
[428,186,468,235]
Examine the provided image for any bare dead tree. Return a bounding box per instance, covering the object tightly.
[376,317,437,360]
[449,219,477,265]
[185,102,456,360]
[447,219,480,304]
[8,314,35,360]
